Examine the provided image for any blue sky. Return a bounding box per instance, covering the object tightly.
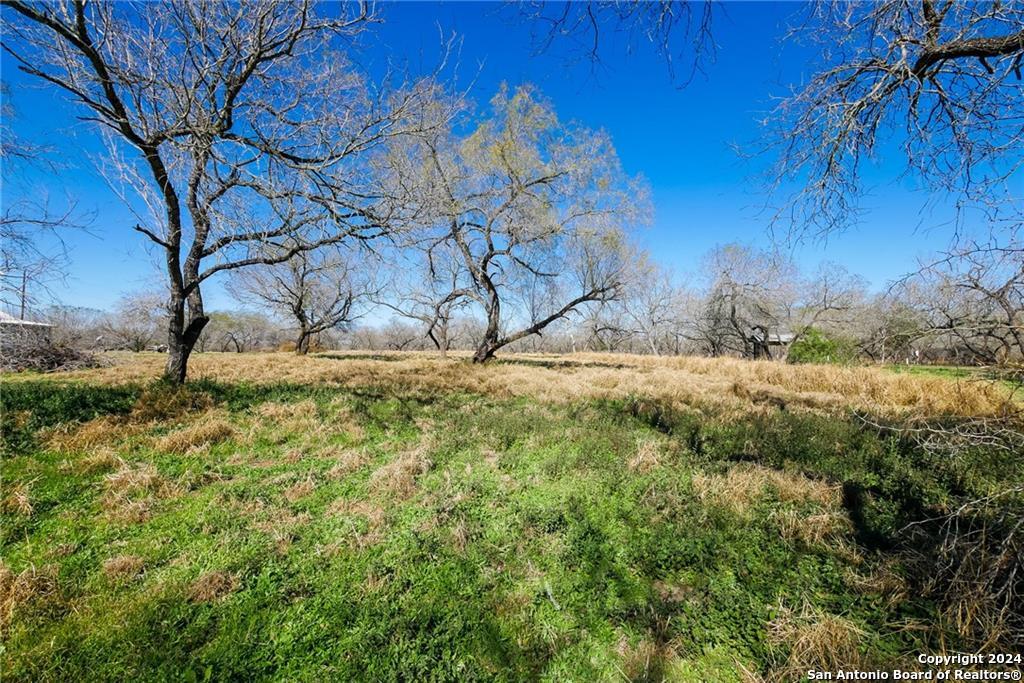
[2,1,982,312]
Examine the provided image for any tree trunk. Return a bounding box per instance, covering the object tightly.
[162,285,209,384]
[472,342,495,363]
[472,297,502,364]
[296,329,311,355]
[164,314,209,383]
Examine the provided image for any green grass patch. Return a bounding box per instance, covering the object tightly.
[2,380,1020,680]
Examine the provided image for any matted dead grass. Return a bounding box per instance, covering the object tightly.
[283,475,316,503]
[0,561,60,627]
[774,508,853,548]
[369,441,433,500]
[72,447,123,475]
[327,498,387,549]
[768,601,865,681]
[102,462,175,523]
[692,463,841,515]
[246,399,364,448]
[34,350,1012,418]
[187,571,236,602]
[627,439,664,473]
[325,447,370,478]
[101,555,144,581]
[45,415,145,454]
[2,482,33,516]
[155,413,236,454]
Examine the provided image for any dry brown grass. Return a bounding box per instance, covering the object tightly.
[35,350,1012,419]
[283,475,316,503]
[846,562,908,608]
[369,442,433,500]
[615,634,665,682]
[627,439,663,473]
[0,561,60,627]
[325,447,370,479]
[768,601,865,681]
[252,508,311,554]
[73,447,122,475]
[155,414,235,454]
[246,399,363,449]
[692,463,840,516]
[101,555,144,581]
[775,508,853,548]
[187,571,236,602]
[2,482,33,516]
[45,415,143,454]
[102,462,173,523]
[328,498,387,548]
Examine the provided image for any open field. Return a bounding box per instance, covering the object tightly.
[2,352,1022,681]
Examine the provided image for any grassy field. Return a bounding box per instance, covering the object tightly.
[2,352,1022,681]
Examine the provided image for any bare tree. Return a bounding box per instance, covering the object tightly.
[898,236,1023,365]
[385,84,649,363]
[513,1,716,86]
[766,1,1024,239]
[0,81,86,317]
[617,257,686,356]
[2,0,452,382]
[229,245,376,355]
[198,310,284,353]
[691,244,865,360]
[379,319,426,352]
[377,245,470,357]
[101,291,164,352]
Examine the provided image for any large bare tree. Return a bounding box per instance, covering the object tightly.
[100,290,165,352]
[2,0,450,381]
[377,244,470,357]
[897,236,1024,365]
[766,1,1024,239]
[385,85,648,363]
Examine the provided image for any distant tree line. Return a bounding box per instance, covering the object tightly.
[36,233,1018,370]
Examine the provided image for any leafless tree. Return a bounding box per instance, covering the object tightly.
[2,0,453,381]
[384,84,649,363]
[849,293,925,363]
[376,242,472,357]
[198,310,284,353]
[765,1,1024,240]
[379,319,426,352]
[0,81,87,317]
[228,245,376,355]
[691,244,865,359]
[41,304,106,349]
[896,236,1023,365]
[513,1,716,86]
[616,257,688,355]
[101,291,164,352]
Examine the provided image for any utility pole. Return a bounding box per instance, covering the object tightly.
[20,269,27,319]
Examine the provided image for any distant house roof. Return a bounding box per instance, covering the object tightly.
[0,311,51,328]
[767,332,796,344]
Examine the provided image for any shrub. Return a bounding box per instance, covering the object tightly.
[787,328,858,364]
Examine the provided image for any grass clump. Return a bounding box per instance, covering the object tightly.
[187,571,237,603]
[101,555,144,582]
[155,415,236,454]
[768,601,866,681]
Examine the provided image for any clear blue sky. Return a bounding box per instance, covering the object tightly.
[2,1,976,312]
